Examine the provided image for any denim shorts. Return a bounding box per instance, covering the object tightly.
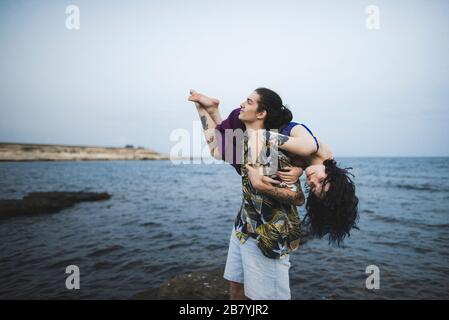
[223,227,291,300]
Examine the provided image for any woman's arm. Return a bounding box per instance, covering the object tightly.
[277,166,303,184]
[270,125,318,157]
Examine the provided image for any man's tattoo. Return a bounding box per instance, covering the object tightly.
[277,134,289,146]
[263,185,305,206]
[268,133,289,147]
[207,136,215,144]
[200,115,208,130]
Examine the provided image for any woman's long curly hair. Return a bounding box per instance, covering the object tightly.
[303,159,359,246]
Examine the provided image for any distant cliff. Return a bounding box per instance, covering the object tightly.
[0,143,168,161]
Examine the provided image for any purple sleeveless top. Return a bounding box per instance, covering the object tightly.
[215,108,314,174]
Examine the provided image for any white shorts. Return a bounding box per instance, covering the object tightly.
[223,227,291,300]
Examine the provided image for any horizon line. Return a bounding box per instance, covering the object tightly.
[1,141,448,158]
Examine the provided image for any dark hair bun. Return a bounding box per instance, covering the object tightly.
[255,88,292,130]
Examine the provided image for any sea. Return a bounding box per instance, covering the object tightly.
[0,158,448,299]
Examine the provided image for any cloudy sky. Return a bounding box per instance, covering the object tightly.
[0,0,448,157]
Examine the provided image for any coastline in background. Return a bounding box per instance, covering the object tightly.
[0,142,168,161]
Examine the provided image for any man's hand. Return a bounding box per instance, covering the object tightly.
[277,166,303,184]
[246,164,281,192]
[245,165,305,206]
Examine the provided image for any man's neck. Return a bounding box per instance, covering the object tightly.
[243,121,265,165]
[244,121,264,131]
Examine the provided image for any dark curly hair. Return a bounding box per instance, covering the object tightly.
[303,159,359,246]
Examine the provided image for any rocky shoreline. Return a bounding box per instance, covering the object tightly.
[0,191,111,222]
[0,190,229,299]
[0,143,168,161]
[132,269,229,300]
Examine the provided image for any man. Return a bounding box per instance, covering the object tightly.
[188,88,359,299]
[188,88,305,300]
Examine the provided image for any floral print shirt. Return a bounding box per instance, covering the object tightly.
[234,131,302,259]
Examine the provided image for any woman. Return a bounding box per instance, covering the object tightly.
[189,88,359,246]
[189,88,306,300]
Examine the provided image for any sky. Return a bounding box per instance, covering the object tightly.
[0,0,448,157]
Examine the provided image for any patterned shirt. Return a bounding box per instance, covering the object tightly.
[214,108,304,259]
[233,131,302,259]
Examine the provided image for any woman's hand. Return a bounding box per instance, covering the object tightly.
[245,164,281,192]
[277,166,303,184]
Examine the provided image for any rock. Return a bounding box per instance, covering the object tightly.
[132,269,229,300]
[0,191,111,221]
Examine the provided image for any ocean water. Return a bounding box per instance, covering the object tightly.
[0,158,448,299]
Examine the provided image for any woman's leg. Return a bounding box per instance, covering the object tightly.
[189,98,220,157]
[188,90,223,125]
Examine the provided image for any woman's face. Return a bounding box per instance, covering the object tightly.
[305,164,329,197]
[238,91,266,124]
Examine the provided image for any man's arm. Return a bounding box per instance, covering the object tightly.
[245,165,305,206]
[259,182,305,206]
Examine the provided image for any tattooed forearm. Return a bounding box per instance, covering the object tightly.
[261,185,305,206]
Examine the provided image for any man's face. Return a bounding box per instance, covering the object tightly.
[305,164,330,198]
[238,91,266,124]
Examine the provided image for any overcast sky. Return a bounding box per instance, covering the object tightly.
[0,0,448,157]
